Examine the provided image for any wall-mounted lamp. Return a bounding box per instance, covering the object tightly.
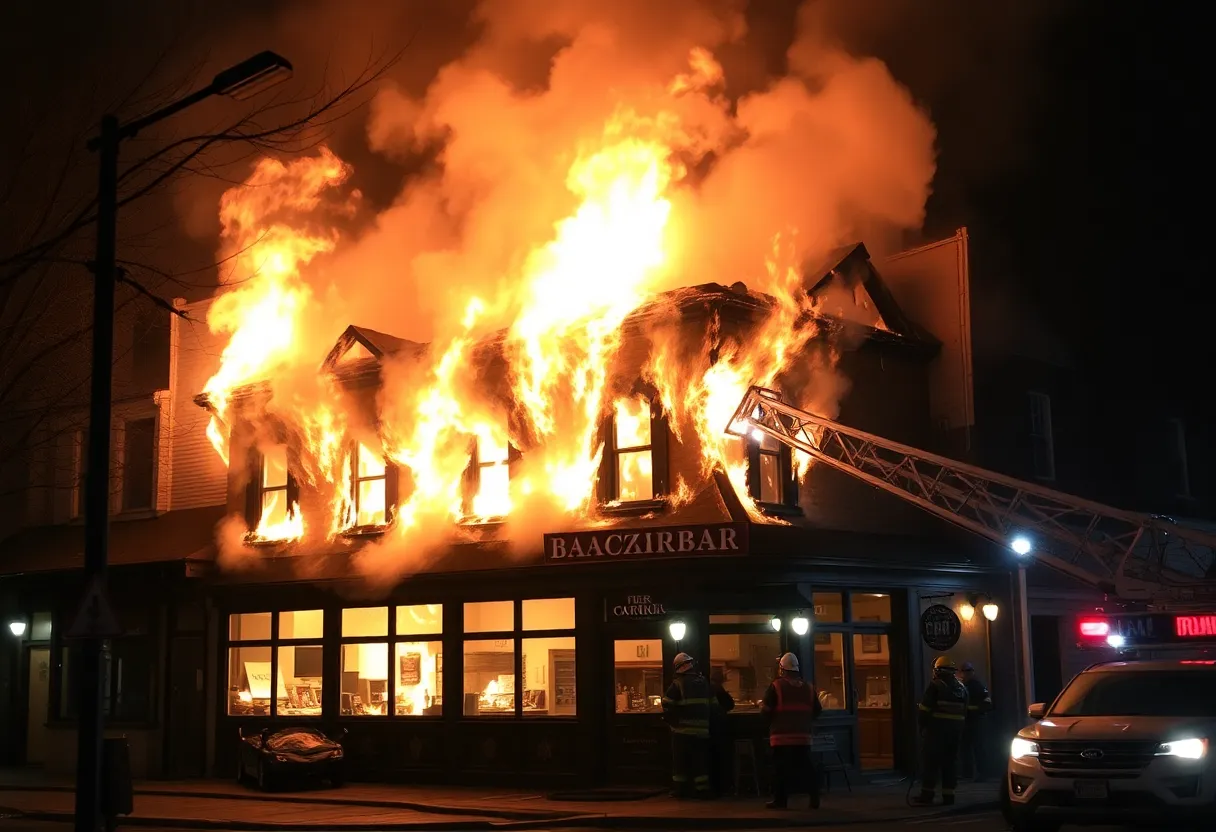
[791,616,810,636]
[770,616,782,632]
[982,602,999,622]
[8,620,26,637]
[959,602,976,622]
[669,619,686,641]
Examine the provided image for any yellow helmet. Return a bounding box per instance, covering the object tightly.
[933,656,957,672]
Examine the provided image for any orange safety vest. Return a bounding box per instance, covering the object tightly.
[768,676,816,747]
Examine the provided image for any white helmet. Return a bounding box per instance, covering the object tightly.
[673,652,695,672]
[778,652,800,672]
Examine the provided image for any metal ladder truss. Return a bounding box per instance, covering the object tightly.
[728,386,1216,607]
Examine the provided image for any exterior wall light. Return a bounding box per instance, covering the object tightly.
[982,602,999,622]
[791,616,810,636]
[959,603,976,622]
[1011,535,1032,556]
[669,620,686,641]
[8,620,26,637]
[770,616,782,632]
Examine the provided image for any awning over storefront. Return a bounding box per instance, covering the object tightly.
[0,505,224,576]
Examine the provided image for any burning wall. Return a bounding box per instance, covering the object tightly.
[193,3,938,588]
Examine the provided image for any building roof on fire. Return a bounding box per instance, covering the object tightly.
[323,325,427,370]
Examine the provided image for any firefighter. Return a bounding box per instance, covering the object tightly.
[958,660,993,781]
[761,652,822,810]
[662,652,712,798]
[913,655,969,806]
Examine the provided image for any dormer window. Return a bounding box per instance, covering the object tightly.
[246,443,301,540]
[352,443,389,527]
[599,390,669,507]
[260,444,292,528]
[465,429,514,521]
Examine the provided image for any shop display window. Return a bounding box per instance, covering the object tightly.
[851,593,892,623]
[613,639,664,713]
[340,642,388,716]
[395,640,442,716]
[463,598,576,717]
[397,604,443,636]
[227,645,273,716]
[343,606,388,638]
[227,609,322,716]
[813,592,844,623]
[523,597,575,630]
[463,638,515,716]
[709,632,780,712]
[278,645,323,716]
[522,637,576,716]
[812,632,848,710]
[229,612,271,641]
[464,601,513,633]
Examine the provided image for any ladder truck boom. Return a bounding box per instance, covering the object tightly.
[728,386,1216,608]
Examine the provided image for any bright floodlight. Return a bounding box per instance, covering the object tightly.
[8,621,25,637]
[791,616,810,635]
[669,620,686,641]
[1011,535,1032,556]
[213,51,293,101]
[1106,634,1125,648]
[770,616,782,632]
[751,429,764,442]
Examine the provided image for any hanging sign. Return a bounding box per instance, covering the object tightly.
[920,604,962,652]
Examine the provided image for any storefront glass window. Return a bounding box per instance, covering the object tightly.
[341,642,388,716]
[523,636,576,716]
[463,638,515,716]
[522,597,575,630]
[464,601,513,633]
[614,396,653,501]
[228,645,272,716]
[709,632,780,712]
[851,593,892,623]
[396,604,443,636]
[613,639,663,713]
[812,632,847,710]
[280,609,323,639]
[342,606,388,637]
[278,645,323,716]
[395,640,442,716]
[229,611,271,640]
[813,592,844,623]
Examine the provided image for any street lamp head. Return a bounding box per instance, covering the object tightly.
[669,620,686,642]
[213,51,294,101]
[1010,535,1032,556]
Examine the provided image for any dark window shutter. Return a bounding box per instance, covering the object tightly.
[385,463,399,523]
[245,450,263,526]
[650,397,669,498]
[597,414,615,503]
[461,438,478,515]
[745,439,761,500]
[286,460,300,511]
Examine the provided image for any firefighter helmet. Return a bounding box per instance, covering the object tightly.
[673,652,695,671]
[933,656,957,672]
[778,652,800,672]
[960,661,975,672]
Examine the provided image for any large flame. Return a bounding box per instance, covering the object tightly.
[199,45,895,555]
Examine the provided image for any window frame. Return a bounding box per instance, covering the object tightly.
[120,416,158,513]
[598,386,669,510]
[462,433,519,522]
[808,589,897,716]
[338,606,391,718]
[707,614,788,715]
[245,443,300,532]
[225,610,323,719]
[745,432,799,513]
[347,443,397,531]
[462,598,577,719]
[391,604,444,718]
[55,610,157,725]
[1027,391,1056,481]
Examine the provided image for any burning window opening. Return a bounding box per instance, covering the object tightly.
[755,432,784,504]
[613,396,654,503]
[352,443,389,528]
[248,444,304,543]
[466,427,512,523]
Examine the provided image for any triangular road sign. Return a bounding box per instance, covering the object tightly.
[65,578,124,639]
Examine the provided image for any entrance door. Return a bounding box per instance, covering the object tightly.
[25,647,51,764]
[166,636,206,777]
[853,633,895,770]
[606,629,670,784]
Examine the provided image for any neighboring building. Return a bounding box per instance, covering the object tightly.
[1,245,1026,787]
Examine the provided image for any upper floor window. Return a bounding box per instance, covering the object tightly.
[600,394,668,505]
[1027,392,1055,481]
[351,443,392,527]
[464,428,513,521]
[246,444,300,539]
[121,417,156,512]
[1166,418,1190,498]
[746,431,796,508]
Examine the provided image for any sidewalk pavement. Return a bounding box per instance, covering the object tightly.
[0,771,1002,830]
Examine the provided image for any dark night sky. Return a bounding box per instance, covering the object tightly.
[1,1,1204,406]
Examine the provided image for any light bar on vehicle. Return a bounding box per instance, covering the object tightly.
[1078,618,1110,637]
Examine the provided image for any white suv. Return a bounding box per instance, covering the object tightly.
[1004,659,1215,831]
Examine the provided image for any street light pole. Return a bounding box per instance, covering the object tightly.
[74,51,292,832]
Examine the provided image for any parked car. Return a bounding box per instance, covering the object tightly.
[237,727,347,791]
[1004,659,1216,831]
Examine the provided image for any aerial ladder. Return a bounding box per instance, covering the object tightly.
[728,386,1216,610]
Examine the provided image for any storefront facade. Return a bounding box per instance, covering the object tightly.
[211,522,1018,788]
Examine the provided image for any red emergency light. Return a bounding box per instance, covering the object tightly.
[1079,618,1110,637]
[1174,615,1216,638]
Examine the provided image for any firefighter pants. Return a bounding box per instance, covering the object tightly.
[771,746,819,806]
[960,721,987,780]
[920,730,962,801]
[671,733,710,796]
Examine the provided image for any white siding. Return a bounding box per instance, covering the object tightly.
[169,299,228,509]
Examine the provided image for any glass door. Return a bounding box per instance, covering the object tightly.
[606,625,670,784]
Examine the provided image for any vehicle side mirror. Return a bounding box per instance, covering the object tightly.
[1027,703,1047,720]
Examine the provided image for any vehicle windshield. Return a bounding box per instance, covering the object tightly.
[1050,671,1216,717]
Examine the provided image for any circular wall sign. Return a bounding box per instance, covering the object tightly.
[920,604,962,652]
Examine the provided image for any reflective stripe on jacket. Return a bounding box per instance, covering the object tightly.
[918,676,968,730]
[765,676,818,747]
[662,673,711,736]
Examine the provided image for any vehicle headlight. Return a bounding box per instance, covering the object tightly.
[1010,737,1040,760]
[1155,738,1208,760]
